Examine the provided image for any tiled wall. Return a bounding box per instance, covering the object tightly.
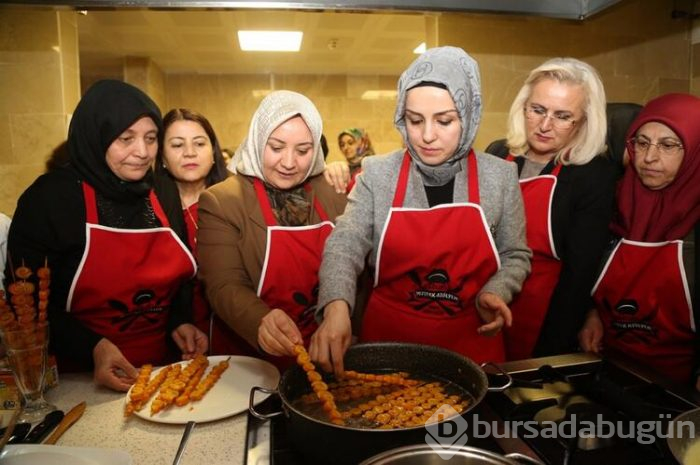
[0,0,696,215]
[438,0,693,149]
[164,0,694,163]
[165,73,402,163]
[0,10,80,216]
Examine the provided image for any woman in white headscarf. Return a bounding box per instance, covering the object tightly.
[312,46,531,373]
[197,91,347,363]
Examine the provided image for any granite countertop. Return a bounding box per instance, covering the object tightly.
[45,372,248,465]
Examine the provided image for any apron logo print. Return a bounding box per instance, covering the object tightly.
[607,298,657,339]
[108,289,166,331]
[407,269,466,316]
[292,284,319,329]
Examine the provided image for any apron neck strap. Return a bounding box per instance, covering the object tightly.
[82,181,99,223]
[81,181,168,227]
[253,178,329,226]
[467,149,480,205]
[506,153,562,177]
[393,149,480,207]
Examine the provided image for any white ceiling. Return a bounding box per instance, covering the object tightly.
[77,9,429,76]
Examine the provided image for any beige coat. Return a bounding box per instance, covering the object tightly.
[197,174,347,348]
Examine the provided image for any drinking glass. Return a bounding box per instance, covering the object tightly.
[1,322,56,423]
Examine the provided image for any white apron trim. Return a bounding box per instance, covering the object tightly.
[256,221,335,297]
[518,174,559,260]
[66,222,197,311]
[374,202,500,287]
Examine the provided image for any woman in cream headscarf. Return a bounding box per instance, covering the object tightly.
[197,90,347,361]
[313,46,531,373]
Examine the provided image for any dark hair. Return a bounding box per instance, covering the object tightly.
[156,108,229,187]
[320,134,329,160]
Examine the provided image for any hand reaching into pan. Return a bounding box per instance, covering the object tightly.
[309,300,352,375]
[258,309,304,357]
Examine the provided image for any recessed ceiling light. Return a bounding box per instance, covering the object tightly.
[238,31,303,52]
[413,42,426,54]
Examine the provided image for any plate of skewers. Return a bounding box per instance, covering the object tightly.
[123,355,280,424]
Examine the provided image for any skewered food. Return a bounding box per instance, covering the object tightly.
[290,345,472,430]
[124,355,228,419]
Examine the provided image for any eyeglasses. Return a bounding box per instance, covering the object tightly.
[524,105,578,130]
[627,137,683,156]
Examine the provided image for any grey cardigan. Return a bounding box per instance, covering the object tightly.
[318,149,531,312]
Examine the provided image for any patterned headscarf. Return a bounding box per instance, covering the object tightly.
[394,46,482,186]
[233,90,325,185]
[338,128,375,168]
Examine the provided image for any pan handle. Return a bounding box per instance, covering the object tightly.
[505,453,545,465]
[249,386,284,420]
[481,362,513,392]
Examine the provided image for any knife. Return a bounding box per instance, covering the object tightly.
[43,401,87,445]
[20,410,64,444]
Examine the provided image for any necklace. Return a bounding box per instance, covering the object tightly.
[183,202,198,230]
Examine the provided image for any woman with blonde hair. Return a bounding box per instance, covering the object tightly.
[494,57,617,360]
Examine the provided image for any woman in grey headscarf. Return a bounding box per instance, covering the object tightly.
[312,46,531,373]
[197,90,347,362]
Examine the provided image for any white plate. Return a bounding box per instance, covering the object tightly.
[128,355,280,424]
[0,445,132,465]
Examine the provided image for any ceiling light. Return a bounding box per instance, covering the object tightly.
[361,90,398,100]
[238,31,303,52]
[413,42,426,54]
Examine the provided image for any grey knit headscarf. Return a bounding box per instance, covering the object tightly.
[233,90,325,184]
[395,46,482,186]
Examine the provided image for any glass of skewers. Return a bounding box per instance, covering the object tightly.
[0,261,56,423]
[0,322,55,423]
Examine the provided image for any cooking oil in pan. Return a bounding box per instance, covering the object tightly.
[291,370,474,429]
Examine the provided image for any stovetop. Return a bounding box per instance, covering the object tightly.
[244,353,700,465]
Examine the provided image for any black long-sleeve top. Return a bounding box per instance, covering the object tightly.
[4,166,192,370]
[505,155,618,356]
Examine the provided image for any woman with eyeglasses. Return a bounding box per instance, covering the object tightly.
[311,47,531,374]
[579,93,700,388]
[494,58,617,360]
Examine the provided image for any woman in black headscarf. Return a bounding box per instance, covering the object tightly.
[5,80,207,391]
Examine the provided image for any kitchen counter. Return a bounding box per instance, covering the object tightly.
[45,372,248,465]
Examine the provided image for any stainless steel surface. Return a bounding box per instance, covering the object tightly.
[245,416,271,465]
[358,444,544,465]
[172,420,196,465]
[1,1,623,20]
[496,353,601,375]
[667,407,700,464]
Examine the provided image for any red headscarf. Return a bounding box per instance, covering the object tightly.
[611,93,700,242]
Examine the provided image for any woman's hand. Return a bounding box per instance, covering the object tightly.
[309,300,352,374]
[92,338,138,392]
[578,309,604,354]
[476,292,513,336]
[323,161,351,194]
[258,308,303,357]
[172,323,208,360]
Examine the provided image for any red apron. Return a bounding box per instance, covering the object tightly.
[209,179,334,359]
[67,182,196,368]
[592,239,695,383]
[361,151,505,363]
[504,158,562,360]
